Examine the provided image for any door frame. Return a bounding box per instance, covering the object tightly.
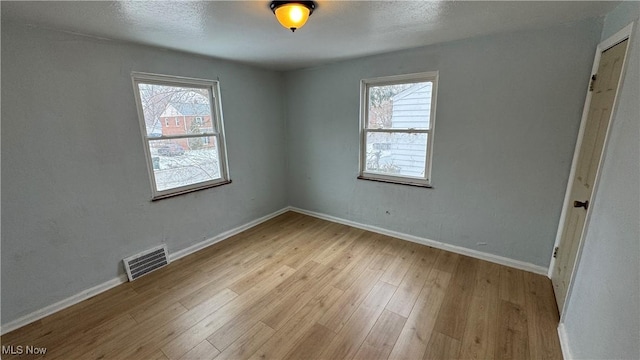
[549,22,634,317]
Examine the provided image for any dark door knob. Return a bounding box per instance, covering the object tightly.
[573,200,589,210]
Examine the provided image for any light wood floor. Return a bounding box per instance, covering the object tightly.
[1,212,562,360]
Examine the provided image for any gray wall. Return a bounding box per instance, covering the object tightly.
[1,23,287,324]
[285,19,602,268]
[562,2,640,359]
[2,11,618,336]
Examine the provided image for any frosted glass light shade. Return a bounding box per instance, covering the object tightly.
[271,1,315,32]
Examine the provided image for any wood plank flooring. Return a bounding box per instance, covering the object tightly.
[1,212,562,359]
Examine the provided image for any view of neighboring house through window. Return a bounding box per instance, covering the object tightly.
[132,72,230,199]
[359,72,438,187]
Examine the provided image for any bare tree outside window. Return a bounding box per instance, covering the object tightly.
[133,73,230,199]
[359,72,438,187]
[367,83,412,128]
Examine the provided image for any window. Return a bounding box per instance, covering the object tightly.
[132,72,231,200]
[175,117,181,126]
[194,116,203,126]
[359,72,438,187]
[165,119,169,127]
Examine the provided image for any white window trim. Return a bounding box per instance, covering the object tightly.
[358,71,438,187]
[131,72,231,200]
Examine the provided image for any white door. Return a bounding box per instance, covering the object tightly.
[551,38,629,310]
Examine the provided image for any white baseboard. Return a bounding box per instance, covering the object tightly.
[2,205,548,335]
[0,207,290,336]
[170,207,291,262]
[290,207,549,275]
[0,274,128,335]
[558,323,573,360]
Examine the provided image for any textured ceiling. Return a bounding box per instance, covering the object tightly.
[1,1,618,70]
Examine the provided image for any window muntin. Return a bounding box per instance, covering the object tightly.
[132,72,230,199]
[359,72,438,187]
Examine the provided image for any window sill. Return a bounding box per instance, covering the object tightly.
[152,179,232,201]
[357,176,432,188]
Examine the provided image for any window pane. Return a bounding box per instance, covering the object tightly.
[137,83,214,137]
[368,82,432,130]
[365,132,428,178]
[150,137,221,191]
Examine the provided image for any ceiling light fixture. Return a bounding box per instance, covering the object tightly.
[270,1,316,32]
